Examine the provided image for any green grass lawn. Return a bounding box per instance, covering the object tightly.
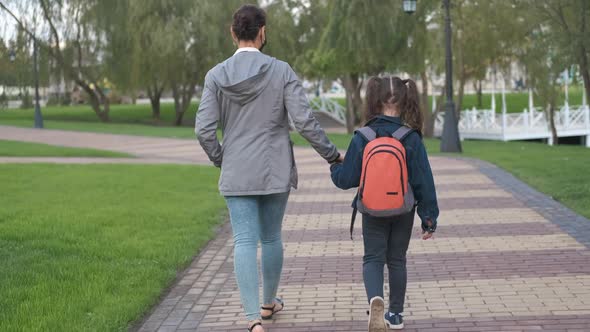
[0,140,131,158]
[0,104,196,139]
[433,86,584,113]
[0,103,196,125]
[451,139,590,219]
[0,119,196,139]
[0,164,225,331]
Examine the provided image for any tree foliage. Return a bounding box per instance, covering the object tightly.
[1,0,589,133]
[311,0,413,132]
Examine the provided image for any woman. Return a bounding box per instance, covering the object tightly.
[195,5,341,332]
[330,77,438,331]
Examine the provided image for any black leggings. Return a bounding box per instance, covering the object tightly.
[361,209,415,313]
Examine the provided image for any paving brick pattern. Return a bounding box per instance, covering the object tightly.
[135,150,590,331]
[2,126,589,331]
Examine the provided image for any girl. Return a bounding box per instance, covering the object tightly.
[330,76,438,331]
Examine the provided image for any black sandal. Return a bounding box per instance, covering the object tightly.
[260,297,284,320]
[248,321,262,332]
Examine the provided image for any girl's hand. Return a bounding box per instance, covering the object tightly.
[328,152,343,165]
[421,219,435,240]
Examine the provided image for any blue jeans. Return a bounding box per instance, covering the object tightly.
[225,192,290,321]
[362,208,415,313]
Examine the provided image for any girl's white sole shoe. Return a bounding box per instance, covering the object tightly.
[368,297,387,332]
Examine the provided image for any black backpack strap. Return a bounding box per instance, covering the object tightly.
[350,206,357,240]
[391,126,414,141]
[355,126,377,142]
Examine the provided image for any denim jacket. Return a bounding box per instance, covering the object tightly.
[330,115,439,231]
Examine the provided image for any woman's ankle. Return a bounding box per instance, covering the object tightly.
[248,319,263,331]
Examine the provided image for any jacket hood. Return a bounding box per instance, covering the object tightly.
[209,52,276,105]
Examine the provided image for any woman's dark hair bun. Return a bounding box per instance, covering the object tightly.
[232,4,266,41]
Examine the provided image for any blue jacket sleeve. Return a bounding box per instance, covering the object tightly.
[330,134,364,190]
[405,133,439,231]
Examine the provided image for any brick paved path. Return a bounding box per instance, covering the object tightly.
[2,126,590,331]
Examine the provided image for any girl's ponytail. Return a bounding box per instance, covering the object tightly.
[401,79,424,133]
[363,76,424,133]
[365,77,384,122]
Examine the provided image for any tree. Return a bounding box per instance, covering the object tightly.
[449,0,525,115]
[518,18,568,145]
[528,0,590,105]
[166,0,241,126]
[264,0,302,66]
[3,29,33,95]
[394,0,441,137]
[124,0,175,120]
[0,0,125,122]
[314,0,412,133]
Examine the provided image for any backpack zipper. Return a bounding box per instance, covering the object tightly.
[360,149,405,199]
[364,143,406,164]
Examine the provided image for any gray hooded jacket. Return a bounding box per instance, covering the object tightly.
[195,51,338,196]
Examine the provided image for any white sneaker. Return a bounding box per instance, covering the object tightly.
[384,311,404,330]
[368,296,387,332]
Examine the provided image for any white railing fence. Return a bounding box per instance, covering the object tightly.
[461,108,499,130]
[309,96,346,125]
[434,104,590,146]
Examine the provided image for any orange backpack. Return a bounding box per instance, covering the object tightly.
[350,126,416,238]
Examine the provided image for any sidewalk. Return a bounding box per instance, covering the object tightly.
[2,126,589,331]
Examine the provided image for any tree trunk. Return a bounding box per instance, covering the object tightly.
[427,92,445,138]
[578,46,590,103]
[547,102,558,145]
[171,81,195,126]
[476,80,483,108]
[341,73,361,133]
[457,67,466,118]
[151,97,161,120]
[76,79,110,122]
[97,102,110,122]
[175,110,185,126]
[147,85,163,120]
[420,71,433,137]
[96,85,111,122]
[172,83,181,126]
[582,69,590,103]
[577,1,590,105]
